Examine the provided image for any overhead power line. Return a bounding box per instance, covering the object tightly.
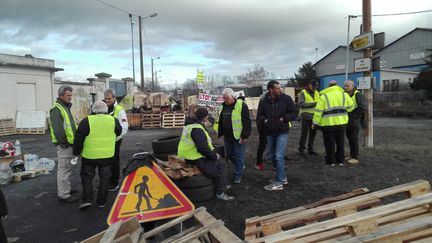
[95,0,132,15]
[349,9,432,18]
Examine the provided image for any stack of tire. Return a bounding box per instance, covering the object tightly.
[151,135,216,203]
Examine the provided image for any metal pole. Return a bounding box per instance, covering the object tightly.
[151,58,154,91]
[129,14,135,83]
[139,16,144,91]
[363,0,373,147]
[345,15,351,81]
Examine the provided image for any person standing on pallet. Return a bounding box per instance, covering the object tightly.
[104,89,128,191]
[49,85,79,203]
[214,88,251,184]
[312,80,353,166]
[344,80,367,164]
[73,101,122,209]
[178,107,234,200]
[297,81,320,156]
[257,80,298,191]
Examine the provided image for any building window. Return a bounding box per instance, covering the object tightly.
[383,80,390,92]
[391,79,399,92]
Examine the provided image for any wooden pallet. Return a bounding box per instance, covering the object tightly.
[140,207,242,243]
[127,114,144,127]
[0,119,16,136]
[12,168,49,182]
[15,127,45,135]
[142,113,162,128]
[162,113,185,128]
[246,180,432,243]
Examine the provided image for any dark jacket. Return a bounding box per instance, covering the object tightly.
[217,99,251,140]
[49,99,76,147]
[257,92,298,135]
[184,117,218,163]
[0,189,7,218]
[73,114,122,165]
[348,89,367,129]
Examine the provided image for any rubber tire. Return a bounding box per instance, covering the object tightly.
[179,184,215,203]
[152,153,170,161]
[152,136,181,154]
[174,175,214,189]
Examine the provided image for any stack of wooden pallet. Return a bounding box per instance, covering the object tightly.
[15,127,45,135]
[159,155,203,180]
[142,113,162,129]
[126,114,144,127]
[245,180,432,242]
[0,119,16,136]
[162,113,185,128]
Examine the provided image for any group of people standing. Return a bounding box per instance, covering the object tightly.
[178,79,366,199]
[49,86,128,209]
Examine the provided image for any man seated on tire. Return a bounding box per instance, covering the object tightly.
[177,107,234,201]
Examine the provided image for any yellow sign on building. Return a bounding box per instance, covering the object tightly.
[108,162,194,225]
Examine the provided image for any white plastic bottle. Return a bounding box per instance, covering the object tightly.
[15,140,21,155]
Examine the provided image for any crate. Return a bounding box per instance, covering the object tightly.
[0,119,16,136]
[245,180,432,243]
[162,113,185,128]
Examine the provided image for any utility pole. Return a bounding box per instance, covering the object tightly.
[129,14,135,83]
[363,0,373,147]
[151,58,154,91]
[139,16,144,91]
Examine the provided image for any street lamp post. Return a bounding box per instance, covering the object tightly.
[345,15,358,81]
[129,14,135,83]
[151,56,160,91]
[138,13,158,91]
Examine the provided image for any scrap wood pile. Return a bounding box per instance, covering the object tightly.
[245,179,432,242]
[81,207,242,243]
[158,155,202,180]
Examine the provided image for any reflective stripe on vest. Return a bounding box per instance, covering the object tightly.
[112,104,123,118]
[299,89,320,114]
[318,91,349,126]
[213,99,243,140]
[49,103,76,144]
[81,115,116,159]
[177,123,214,160]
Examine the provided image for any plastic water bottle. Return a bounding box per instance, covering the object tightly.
[15,140,21,155]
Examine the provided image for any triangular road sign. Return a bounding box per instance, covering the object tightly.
[108,162,194,225]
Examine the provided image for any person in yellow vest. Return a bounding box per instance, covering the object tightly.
[214,88,251,184]
[178,108,234,200]
[298,81,320,155]
[312,80,354,166]
[103,89,128,191]
[73,101,121,209]
[49,85,79,203]
[344,80,367,164]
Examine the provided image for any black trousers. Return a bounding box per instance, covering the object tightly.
[81,161,112,205]
[195,158,228,194]
[346,118,361,159]
[110,139,122,187]
[299,119,317,152]
[0,221,6,243]
[256,129,267,165]
[322,127,346,164]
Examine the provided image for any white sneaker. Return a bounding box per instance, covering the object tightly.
[264,183,283,191]
[347,158,359,164]
[216,192,234,201]
[268,178,288,185]
[79,202,91,210]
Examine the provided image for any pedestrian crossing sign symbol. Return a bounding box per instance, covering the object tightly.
[107,162,194,225]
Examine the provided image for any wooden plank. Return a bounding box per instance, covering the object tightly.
[265,192,432,242]
[262,222,282,236]
[140,207,205,239]
[170,220,223,243]
[15,128,45,135]
[159,225,201,243]
[194,208,243,243]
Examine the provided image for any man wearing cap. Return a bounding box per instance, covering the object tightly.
[49,85,79,203]
[103,89,128,191]
[297,81,320,155]
[178,108,234,200]
[73,101,122,209]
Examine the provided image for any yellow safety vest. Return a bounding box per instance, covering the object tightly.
[81,115,116,159]
[213,99,243,140]
[349,90,360,111]
[313,86,354,127]
[49,103,76,145]
[178,123,214,160]
[299,89,320,114]
[112,104,123,118]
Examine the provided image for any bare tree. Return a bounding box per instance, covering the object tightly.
[238,64,271,85]
[294,61,316,87]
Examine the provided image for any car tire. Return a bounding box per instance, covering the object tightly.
[179,184,215,203]
[173,175,214,188]
[152,136,181,154]
[152,153,171,161]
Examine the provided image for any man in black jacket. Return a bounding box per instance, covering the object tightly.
[73,101,122,209]
[0,189,7,243]
[178,108,233,200]
[257,80,298,191]
[216,88,251,184]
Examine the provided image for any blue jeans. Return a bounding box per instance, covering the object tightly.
[224,138,246,181]
[267,133,288,185]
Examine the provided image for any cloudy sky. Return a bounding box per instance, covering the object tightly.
[1,0,431,85]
